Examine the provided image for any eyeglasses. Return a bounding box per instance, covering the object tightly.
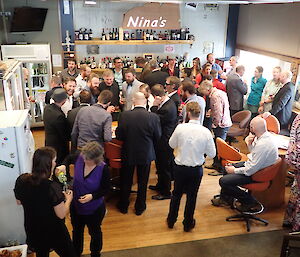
[165,82,171,86]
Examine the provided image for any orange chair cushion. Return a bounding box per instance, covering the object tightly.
[216,138,242,162]
[251,158,282,182]
[265,115,280,134]
[243,182,270,192]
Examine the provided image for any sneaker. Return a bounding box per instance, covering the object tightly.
[208,170,224,176]
[211,196,230,207]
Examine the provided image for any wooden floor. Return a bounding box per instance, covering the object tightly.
[32,128,289,255]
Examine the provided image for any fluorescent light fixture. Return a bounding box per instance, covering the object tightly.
[84,0,97,5]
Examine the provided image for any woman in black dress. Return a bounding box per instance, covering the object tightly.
[14,147,76,257]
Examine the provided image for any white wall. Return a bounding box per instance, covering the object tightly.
[237,3,300,58]
[73,2,229,65]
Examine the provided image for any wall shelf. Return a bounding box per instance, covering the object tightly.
[75,39,194,45]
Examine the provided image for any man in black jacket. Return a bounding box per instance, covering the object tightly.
[99,69,120,120]
[144,60,169,88]
[165,76,181,114]
[150,84,178,200]
[45,75,62,104]
[270,70,295,129]
[116,92,161,215]
[43,88,70,164]
[161,57,180,78]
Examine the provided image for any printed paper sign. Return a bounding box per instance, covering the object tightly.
[164,45,175,54]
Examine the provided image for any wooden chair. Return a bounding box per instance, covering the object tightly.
[216,137,248,167]
[226,158,282,232]
[104,139,123,192]
[265,114,280,134]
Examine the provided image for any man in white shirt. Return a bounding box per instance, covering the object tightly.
[51,77,78,117]
[139,84,154,111]
[212,116,278,212]
[74,64,91,98]
[167,102,216,232]
[61,77,78,116]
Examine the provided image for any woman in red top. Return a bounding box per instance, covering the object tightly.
[196,63,212,85]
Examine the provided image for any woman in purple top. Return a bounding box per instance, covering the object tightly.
[59,142,110,257]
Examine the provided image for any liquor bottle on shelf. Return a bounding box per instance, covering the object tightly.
[145,30,150,40]
[84,29,89,40]
[109,29,113,40]
[130,31,135,40]
[105,29,110,41]
[136,29,142,40]
[108,58,113,69]
[149,30,154,40]
[101,28,106,41]
[91,57,97,69]
[78,29,84,40]
[180,28,186,40]
[89,29,93,40]
[176,30,181,40]
[124,31,130,40]
[75,30,79,40]
[185,27,190,40]
[115,28,119,40]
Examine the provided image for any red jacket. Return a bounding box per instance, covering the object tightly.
[213,78,226,92]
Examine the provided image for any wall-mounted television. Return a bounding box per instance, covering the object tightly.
[10,7,48,33]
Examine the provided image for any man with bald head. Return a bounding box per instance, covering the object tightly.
[212,116,278,212]
[116,92,162,215]
[270,70,295,129]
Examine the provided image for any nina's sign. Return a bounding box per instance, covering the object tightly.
[122,3,180,29]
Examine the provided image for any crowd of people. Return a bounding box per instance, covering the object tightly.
[13,53,300,257]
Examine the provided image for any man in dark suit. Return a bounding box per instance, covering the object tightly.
[161,57,180,78]
[43,88,70,164]
[165,76,181,114]
[270,70,295,129]
[144,60,169,88]
[67,90,91,153]
[226,65,248,116]
[45,75,62,104]
[116,92,161,215]
[149,84,178,200]
[67,90,91,131]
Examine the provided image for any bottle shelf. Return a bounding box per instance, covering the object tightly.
[75,39,194,46]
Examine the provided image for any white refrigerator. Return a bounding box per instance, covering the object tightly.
[0,110,35,245]
[1,44,52,127]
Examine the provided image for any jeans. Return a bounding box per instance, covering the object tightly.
[167,165,203,227]
[212,126,229,167]
[219,173,256,204]
[70,204,106,257]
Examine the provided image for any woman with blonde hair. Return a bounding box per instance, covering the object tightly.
[57,141,110,257]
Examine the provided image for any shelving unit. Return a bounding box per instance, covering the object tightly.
[75,39,194,45]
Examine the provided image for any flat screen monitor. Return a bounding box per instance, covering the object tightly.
[10,7,48,33]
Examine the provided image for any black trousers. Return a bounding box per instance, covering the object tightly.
[34,225,76,257]
[167,164,203,227]
[118,163,151,212]
[70,204,106,257]
[155,141,174,196]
